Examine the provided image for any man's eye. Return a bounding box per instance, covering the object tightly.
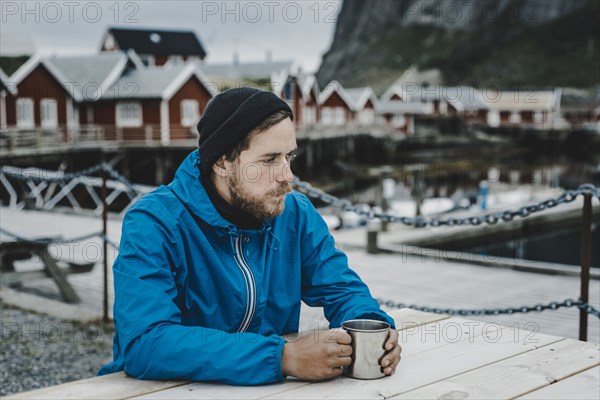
[262,159,277,165]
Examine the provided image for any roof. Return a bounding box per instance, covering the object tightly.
[377,100,429,115]
[381,84,410,102]
[200,60,294,80]
[345,87,378,111]
[101,62,216,100]
[318,80,355,109]
[484,90,560,112]
[0,67,17,94]
[382,84,489,111]
[9,53,130,102]
[105,27,207,59]
[442,86,489,112]
[298,74,318,99]
[43,53,129,102]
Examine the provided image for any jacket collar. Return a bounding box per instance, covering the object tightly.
[168,150,275,237]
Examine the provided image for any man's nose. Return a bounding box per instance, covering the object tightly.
[276,160,294,183]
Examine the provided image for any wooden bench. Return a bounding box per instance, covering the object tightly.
[0,240,94,303]
[4,308,599,399]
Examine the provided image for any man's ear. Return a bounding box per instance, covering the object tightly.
[212,156,232,178]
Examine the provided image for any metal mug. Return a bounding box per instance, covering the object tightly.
[342,319,390,379]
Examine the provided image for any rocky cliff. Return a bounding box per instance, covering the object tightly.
[316,0,599,94]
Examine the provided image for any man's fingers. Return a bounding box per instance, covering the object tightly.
[381,345,402,369]
[384,328,399,350]
[338,344,353,357]
[331,329,352,345]
[337,355,353,368]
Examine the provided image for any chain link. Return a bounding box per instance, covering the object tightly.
[3,163,598,228]
[293,179,600,228]
[377,297,600,319]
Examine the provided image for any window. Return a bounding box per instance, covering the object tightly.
[359,109,375,124]
[40,98,58,129]
[16,98,34,128]
[509,111,521,124]
[181,100,199,127]
[302,106,316,124]
[487,111,500,127]
[169,55,184,65]
[534,111,544,124]
[321,108,333,125]
[392,115,406,128]
[116,102,142,127]
[334,107,345,125]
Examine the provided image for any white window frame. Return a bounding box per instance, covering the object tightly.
[392,114,406,128]
[16,98,34,129]
[169,55,185,65]
[509,111,521,124]
[321,107,333,125]
[359,109,375,124]
[303,105,316,124]
[487,110,500,127]
[116,101,143,128]
[40,98,58,129]
[180,99,200,127]
[334,107,345,125]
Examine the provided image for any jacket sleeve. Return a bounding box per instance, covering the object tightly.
[110,205,286,385]
[297,195,396,329]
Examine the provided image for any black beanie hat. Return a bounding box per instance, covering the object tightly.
[197,87,293,172]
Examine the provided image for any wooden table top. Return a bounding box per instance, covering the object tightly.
[6,309,599,400]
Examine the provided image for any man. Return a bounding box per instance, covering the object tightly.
[99,88,401,385]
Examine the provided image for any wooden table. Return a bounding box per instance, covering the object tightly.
[0,240,94,303]
[6,309,599,399]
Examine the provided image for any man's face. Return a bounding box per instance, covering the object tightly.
[225,118,297,221]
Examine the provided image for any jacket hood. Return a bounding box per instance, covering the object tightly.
[168,150,235,231]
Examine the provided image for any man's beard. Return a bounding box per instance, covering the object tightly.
[227,174,292,222]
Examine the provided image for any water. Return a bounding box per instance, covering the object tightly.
[476,225,599,267]
[450,225,599,267]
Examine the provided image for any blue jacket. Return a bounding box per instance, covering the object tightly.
[98,150,394,385]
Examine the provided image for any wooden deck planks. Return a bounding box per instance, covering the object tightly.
[3,372,187,400]
[517,365,600,400]
[389,339,599,399]
[131,309,448,400]
[264,328,563,399]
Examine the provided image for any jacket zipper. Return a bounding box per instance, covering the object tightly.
[233,235,256,332]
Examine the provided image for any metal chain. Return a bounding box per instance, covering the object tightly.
[293,179,600,227]
[3,163,598,228]
[578,301,600,318]
[376,297,600,319]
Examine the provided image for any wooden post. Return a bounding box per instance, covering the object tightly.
[101,168,109,324]
[9,128,16,152]
[366,219,380,254]
[579,194,592,341]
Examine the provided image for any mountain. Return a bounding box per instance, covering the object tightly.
[316,0,599,94]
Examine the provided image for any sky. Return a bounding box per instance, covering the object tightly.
[0,0,342,73]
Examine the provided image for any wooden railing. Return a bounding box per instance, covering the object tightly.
[0,125,200,155]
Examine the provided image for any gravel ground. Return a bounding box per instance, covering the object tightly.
[0,302,114,397]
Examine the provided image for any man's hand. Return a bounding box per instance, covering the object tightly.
[281,329,352,381]
[380,328,402,376]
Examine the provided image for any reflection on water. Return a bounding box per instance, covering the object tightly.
[468,226,599,267]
